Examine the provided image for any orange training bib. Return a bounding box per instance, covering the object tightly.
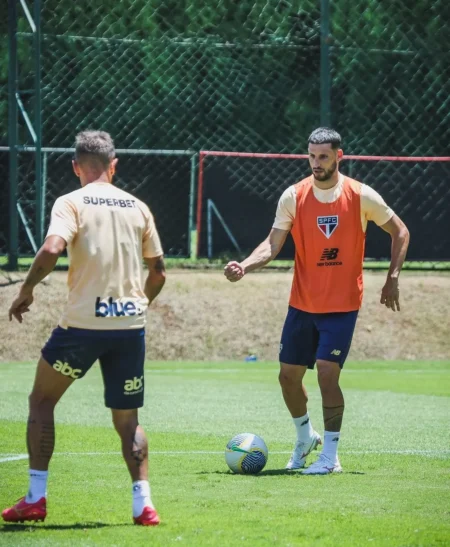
[289,176,365,313]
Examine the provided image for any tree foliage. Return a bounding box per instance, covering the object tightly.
[0,0,448,154]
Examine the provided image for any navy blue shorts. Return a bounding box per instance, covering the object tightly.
[279,306,358,368]
[41,326,145,409]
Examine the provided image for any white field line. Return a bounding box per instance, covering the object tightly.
[0,455,29,463]
[1,449,449,464]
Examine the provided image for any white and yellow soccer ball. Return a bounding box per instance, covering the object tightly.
[225,433,268,474]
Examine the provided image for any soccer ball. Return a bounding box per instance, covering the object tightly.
[225,433,268,474]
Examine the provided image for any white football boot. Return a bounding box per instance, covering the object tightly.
[301,452,343,475]
[285,431,322,470]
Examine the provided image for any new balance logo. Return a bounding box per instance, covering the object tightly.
[317,248,342,267]
[95,297,144,318]
[124,376,144,395]
[53,360,82,379]
[332,437,340,442]
[320,248,339,261]
[330,349,342,356]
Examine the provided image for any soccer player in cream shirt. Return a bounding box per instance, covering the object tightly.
[3,131,165,526]
[225,128,410,475]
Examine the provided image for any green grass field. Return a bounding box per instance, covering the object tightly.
[1,360,449,546]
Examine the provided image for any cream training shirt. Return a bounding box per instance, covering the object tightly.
[46,182,163,330]
[273,174,394,231]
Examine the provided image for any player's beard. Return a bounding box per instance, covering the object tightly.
[313,161,338,182]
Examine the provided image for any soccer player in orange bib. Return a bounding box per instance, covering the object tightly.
[3,131,165,524]
[224,128,410,474]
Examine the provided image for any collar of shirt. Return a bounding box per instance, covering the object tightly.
[312,173,344,204]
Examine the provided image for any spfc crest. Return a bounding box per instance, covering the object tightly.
[317,216,339,239]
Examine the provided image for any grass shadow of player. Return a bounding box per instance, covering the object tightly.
[197,469,366,476]
[270,469,367,476]
[197,469,302,477]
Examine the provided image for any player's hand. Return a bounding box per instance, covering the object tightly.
[380,277,400,312]
[224,261,245,282]
[9,287,34,323]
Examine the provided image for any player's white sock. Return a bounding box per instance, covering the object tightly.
[322,431,340,462]
[293,412,314,442]
[132,480,154,517]
[25,469,48,503]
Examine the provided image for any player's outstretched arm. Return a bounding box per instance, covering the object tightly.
[143,255,166,305]
[378,214,410,312]
[224,228,289,282]
[8,235,67,323]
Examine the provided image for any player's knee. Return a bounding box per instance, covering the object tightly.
[279,368,301,389]
[316,361,340,392]
[278,370,290,388]
[112,409,139,436]
[317,375,335,395]
[28,391,58,412]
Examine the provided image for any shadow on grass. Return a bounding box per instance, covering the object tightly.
[198,469,366,476]
[198,469,303,476]
[258,469,299,476]
[344,471,366,475]
[1,522,131,532]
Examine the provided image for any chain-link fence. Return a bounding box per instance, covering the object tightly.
[0,148,195,260]
[197,152,450,262]
[1,0,449,266]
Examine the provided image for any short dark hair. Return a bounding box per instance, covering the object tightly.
[308,127,342,149]
[74,130,115,167]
